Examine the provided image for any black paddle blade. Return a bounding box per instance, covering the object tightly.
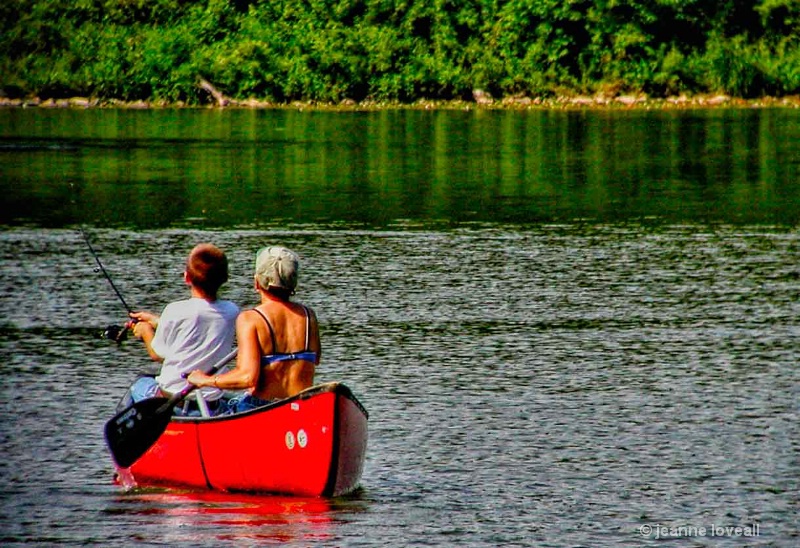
[104,397,173,468]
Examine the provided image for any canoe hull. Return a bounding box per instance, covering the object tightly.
[123,383,368,497]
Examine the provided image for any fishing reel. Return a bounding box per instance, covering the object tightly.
[99,324,129,343]
[98,320,136,344]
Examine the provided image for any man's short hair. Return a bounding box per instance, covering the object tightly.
[186,243,229,297]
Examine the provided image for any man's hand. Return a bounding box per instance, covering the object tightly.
[131,320,155,341]
[129,311,159,328]
[128,311,163,362]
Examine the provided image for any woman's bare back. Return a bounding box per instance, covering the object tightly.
[250,299,320,400]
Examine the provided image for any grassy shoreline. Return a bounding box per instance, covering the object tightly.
[2,93,799,111]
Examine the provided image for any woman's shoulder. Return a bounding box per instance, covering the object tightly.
[284,300,316,319]
[237,307,264,325]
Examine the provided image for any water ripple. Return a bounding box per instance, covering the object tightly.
[1,224,798,546]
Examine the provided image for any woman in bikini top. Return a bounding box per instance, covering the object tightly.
[249,303,319,399]
[187,246,321,405]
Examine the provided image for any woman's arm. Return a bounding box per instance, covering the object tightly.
[187,311,261,389]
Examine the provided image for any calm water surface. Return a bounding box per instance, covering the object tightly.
[0,109,799,546]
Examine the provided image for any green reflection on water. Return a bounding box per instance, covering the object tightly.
[1,108,798,228]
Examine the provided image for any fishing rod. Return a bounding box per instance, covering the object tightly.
[79,227,135,343]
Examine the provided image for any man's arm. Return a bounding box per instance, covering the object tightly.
[130,311,164,362]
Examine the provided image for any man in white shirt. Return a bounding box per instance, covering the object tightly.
[127,243,239,415]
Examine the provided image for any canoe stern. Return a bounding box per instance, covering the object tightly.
[325,387,369,497]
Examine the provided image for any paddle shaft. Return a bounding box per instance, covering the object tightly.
[161,348,239,413]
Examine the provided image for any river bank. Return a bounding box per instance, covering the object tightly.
[3,92,800,111]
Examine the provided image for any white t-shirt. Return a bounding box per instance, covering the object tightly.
[152,297,239,400]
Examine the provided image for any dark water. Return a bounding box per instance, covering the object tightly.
[2,108,800,228]
[0,109,799,546]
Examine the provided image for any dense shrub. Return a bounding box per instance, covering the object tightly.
[1,0,798,103]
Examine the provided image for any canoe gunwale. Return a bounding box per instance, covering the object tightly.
[170,381,368,424]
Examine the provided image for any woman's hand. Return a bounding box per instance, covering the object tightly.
[187,370,212,387]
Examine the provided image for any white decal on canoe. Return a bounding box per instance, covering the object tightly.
[297,429,308,448]
[115,407,137,426]
[291,402,300,411]
[285,431,295,450]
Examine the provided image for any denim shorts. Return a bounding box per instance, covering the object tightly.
[129,376,223,417]
[225,394,275,414]
[130,376,160,402]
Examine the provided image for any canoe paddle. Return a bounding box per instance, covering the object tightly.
[104,348,238,468]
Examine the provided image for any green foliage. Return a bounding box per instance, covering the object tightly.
[1,0,798,102]
[769,39,800,94]
[697,32,800,97]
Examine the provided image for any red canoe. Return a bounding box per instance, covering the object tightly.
[118,383,368,497]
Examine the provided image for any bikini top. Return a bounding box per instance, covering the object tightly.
[252,307,317,366]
